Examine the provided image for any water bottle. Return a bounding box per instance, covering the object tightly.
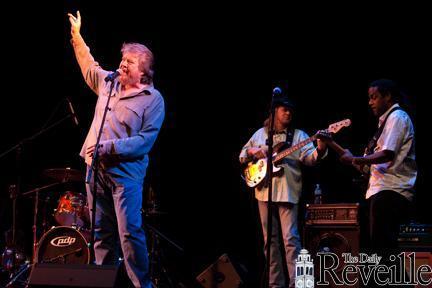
[314,184,322,204]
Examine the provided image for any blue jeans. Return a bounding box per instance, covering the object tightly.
[86,167,151,288]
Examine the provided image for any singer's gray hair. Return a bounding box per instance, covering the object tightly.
[121,43,154,84]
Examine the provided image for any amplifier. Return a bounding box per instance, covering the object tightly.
[305,203,359,225]
[398,223,432,251]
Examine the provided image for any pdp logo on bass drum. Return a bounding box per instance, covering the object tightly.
[50,236,77,247]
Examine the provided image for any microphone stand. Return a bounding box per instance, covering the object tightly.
[86,79,116,263]
[143,222,184,287]
[264,93,277,288]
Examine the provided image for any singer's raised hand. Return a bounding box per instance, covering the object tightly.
[67,11,81,37]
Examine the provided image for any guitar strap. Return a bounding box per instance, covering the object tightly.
[266,127,295,148]
[364,106,401,155]
[261,127,295,187]
[284,127,295,148]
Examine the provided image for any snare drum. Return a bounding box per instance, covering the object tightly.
[36,226,89,264]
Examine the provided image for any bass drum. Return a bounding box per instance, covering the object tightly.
[36,226,90,264]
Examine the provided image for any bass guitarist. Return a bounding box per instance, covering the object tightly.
[239,95,328,288]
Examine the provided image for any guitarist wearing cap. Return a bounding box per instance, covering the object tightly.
[335,79,417,259]
[239,96,328,288]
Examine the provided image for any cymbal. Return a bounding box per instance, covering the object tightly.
[43,167,84,182]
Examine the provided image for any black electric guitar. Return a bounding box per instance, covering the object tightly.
[242,119,351,188]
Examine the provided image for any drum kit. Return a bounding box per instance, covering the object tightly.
[1,167,91,287]
[1,167,180,287]
[33,168,91,264]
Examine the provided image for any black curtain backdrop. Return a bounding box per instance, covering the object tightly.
[1,2,430,286]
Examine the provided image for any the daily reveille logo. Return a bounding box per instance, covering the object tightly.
[295,249,432,287]
[295,249,315,288]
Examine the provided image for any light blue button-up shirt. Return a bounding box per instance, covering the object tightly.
[72,34,165,183]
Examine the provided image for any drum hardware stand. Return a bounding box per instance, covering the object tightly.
[70,194,84,229]
[143,222,184,288]
[10,185,18,255]
[1,185,20,270]
[4,262,32,288]
[22,181,64,262]
[0,103,77,253]
[32,187,39,263]
[40,248,83,264]
[41,196,51,235]
[0,101,78,287]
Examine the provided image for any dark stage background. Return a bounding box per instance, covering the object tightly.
[1,2,431,287]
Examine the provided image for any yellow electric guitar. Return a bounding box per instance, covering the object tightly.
[242,119,351,188]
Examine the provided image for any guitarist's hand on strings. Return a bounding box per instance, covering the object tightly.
[340,149,367,172]
[247,147,268,160]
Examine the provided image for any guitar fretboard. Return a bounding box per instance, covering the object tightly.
[272,135,318,163]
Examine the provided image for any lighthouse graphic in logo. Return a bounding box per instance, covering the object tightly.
[295,249,314,288]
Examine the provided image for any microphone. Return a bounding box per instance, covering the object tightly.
[104,70,120,82]
[65,98,79,126]
[272,87,282,96]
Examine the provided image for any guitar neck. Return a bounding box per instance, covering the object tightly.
[272,135,317,163]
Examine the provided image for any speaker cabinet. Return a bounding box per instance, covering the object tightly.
[28,263,121,287]
[196,254,243,288]
[304,225,360,288]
